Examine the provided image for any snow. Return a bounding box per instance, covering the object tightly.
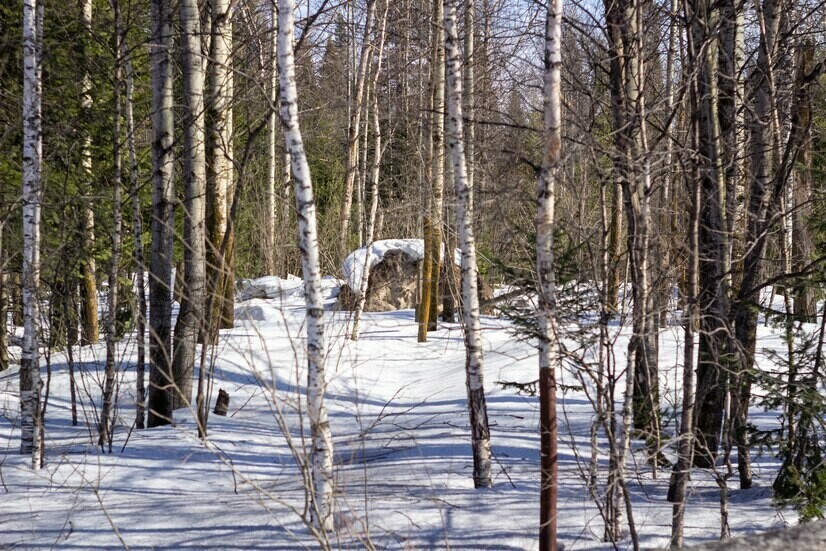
[342,238,461,290]
[0,280,799,549]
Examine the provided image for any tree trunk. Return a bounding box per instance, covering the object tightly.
[351,0,388,342]
[537,1,562,547]
[444,0,492,490]
[791,42,816,323]
[687,0,730,469]
[418,0,445,341]
[171,0,208,411]
[21,0,44,469]
[124,33,146,430]
[338,0,378,264]
[147,0,176,428]
[79,0,99,347]
[266,2,278,276]
[277,0,335,532]
[207,0,234,335]
[99,0,124,451]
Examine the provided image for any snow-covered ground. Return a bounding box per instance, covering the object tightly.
[0,278,799,549]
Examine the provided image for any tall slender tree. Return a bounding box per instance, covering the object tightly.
[79,0,99,346]
[171,0,208,411]
[147,0,176,428]
[537,0,562,547]
[207,0,235,332]
[277,0,335,531]
[444,0,491,489]
[20,0,43,469]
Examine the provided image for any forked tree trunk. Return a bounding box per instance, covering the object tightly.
[99,0,124,451]
[147,0,176,427]
[171,0,208,411]
[21,0,44,469]
[277,0,335,532]
[444,0,492,490]
[537,1,562,547]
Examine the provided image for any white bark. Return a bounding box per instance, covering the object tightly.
[172,0,207,410]
[147,0,176,427]
[207,0,234,329]
[80,0,98,346]
[538,0,562,547]
[122,34,146,429]
[21,0,43,469]
[338,0,378,263]
[351,0,389,341]
[277,0,334,532]
[266,2,278,275]
[444,0,492,489]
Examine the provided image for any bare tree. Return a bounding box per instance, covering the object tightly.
[99,0,125,450]
[147,0,176,428]
[538,1,562,547]
[277,0,335,531]
[20,0,43,469]
[444,0,491,489]
[171,0,208,411]
[79,0,99,346]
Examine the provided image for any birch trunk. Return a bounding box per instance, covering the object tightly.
[124,35,146,429]
[266,2,278,275]
[99,0,124,450]
[277,0,335,531]
[351,1,388,342]
[418,0,445,341]
[207,0,234,333]
[338,0,377,264]
[538,1,562,547]
[79,0,99,346]
[21,0,43,469]
[147,0,176,428]
[171,0,208,411]
[444,0,491,489]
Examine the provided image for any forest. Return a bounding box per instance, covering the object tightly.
[2,0,826,549]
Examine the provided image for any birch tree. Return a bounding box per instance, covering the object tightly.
[444,0,491,489]
[207,0,235,333]
[418,0,445,342]
[147,0,176,428]
[124,33,146,429]
[171,0,208,411]
[98,0,125,450]
[538,0,562,547]
[20,0,43,468]
[338,0,377,264]
[79,0,98,346]
[277,0,334,531]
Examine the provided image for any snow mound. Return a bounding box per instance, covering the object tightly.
[237,274,341,302]
[343,238,461,291]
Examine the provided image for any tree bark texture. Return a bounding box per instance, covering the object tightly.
[538,1,562,547]
[21,0,44,468]
[278,0,335,532]
[444,0,492,490]
[171,0,208,411]
[147,0,176,428]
